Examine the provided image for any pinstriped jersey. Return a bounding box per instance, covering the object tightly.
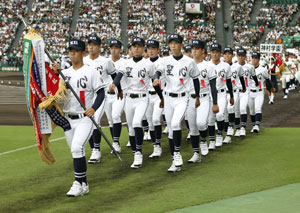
[249,65,270,90]
[83,55,116,88]
[157,55,200,94]
[61,65,105,114]
[209,61,232,90]
[230,63,244,90]
[188,60,216,95]
[119,58,155,94]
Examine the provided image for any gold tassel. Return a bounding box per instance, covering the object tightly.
[39,134,56,165]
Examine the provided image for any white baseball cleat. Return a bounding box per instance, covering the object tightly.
[208,141,216,150]
[285,89,289,94]
[223,136,231,144]
[250,126,255,133]
[88,148,101,164]
[66,181,84,197]
[167,160,181,172]
[81,182,89,195]
[234,129,240,137]
[200,142,209,156]
[111,142,121,153]
[149,145,162,158]
[215,135,223,147]
[283,95,288,99]
[143,132,150,141]
[186,132,191,141]
[253,125,260,133]
[173,152,183,167]
[162,127,168,134]
[126,141,131,147]
[131,151,143,169]
[227,126,234,136]
[188,152,201,163]
[240,127,246,137]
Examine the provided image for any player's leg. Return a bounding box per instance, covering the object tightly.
[186,96,201,163]
[215,93,227,147]
[104,94,115,139]
[150,97,163,158]
[234,92,241,137]
[88,97,106,164]
[131,96,149,168]
[253,92,264,133]
[223,94,232,144]
[111,96,125,153]
[125,97,136,156]
[185,114,190,141]
[248,92,256,133]
[162,111,168,134]
[142,116,150,141]
[208,99,216,150]
[196,95,210,156]
[67,117,93,197]
[146,96,155,145]
[239,92,249,136]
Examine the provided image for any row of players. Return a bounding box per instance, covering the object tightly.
[53,34,275,197]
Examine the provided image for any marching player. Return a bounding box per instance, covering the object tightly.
[280,53,291,99]
[249,52,275,133]
[223,47,246,143]
[237,48,259,136]
[145,39,165,158]
[207,43,234,148]
[109,37,160,169]
[153,34,201,172]
[83,35,120,164]
[109,39,127,152]
[187,39,219,163]
[54,39,106,196]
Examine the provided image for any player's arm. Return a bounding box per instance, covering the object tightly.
[226,66,234,105]
[111,72,122,93]
[85,88,105,117]
[209,78,219,114]
[238,66,246,91]
[109,72,123,93]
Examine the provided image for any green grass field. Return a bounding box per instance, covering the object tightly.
[0,126,300,213]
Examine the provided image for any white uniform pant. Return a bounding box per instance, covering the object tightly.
[239,91,249,115]
[65,116,94,158]
[125,95,149,136]
[112,96,126,124]
[248,91,264,115]
[164,95,188,139]
[224,91,240,122]
[208,91,227,125]
[146,94,163,131]
[281,73,291,88]
[295,71,300,82]
[105,93,117,127]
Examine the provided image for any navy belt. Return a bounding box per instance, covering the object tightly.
[165,92,186,97]
[149,91,156,95]
[250,89,262,92]
[128,93,147,98]
[66,113,86,120]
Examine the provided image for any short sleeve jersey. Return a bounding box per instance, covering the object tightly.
[209,61,232,90]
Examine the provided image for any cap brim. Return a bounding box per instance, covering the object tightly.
[88,40,101,45]
[211,48,221,52]
[224,50,233,54]
[110,44,122,48]
[68,46,85,51]
[146,43,159,48]
[192,44,204,49]
[252,56,260,59]
[132,41,144,46]
[237,53,246,56]
[168,38,182,44]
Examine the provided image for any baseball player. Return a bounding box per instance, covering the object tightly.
[207,44,234,148]
[223,47,246,143]
[236,48,259,136]
[109,37,161,169]
[55,39,106,196]
[145,39,165,158]
[183,45,193,58]
[187,39,219,163]
[249,52,275,133]
[109,39,127,153]
[83,35,120,164]
[153,34,201,172]
[280,53,291,99]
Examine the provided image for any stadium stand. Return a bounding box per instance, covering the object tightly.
[74,0,122,56]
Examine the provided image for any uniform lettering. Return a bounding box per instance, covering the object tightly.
[166,64,174,76]
[179,67,187,77]
[77,76,88,89]
[138,68,146,78]
[201,69,207,78]
[126,67,133,78]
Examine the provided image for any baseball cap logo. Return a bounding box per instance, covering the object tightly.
[111,40,117,44]
[90,37,97,40]
[70,41,78,45]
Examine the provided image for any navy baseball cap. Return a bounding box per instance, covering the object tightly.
[127,42,132,49]
[146,39,159,48]
[162,49,169,55]
[252,52,261,58]
[68,39,85,51]
[132,37,145,46]
[168,34,183,44]
[184,45,192,52]
[210,43,222,52]
[88,35,101,45]
[224,47,233,54]
[237,48,247,56]
[192,40,205,49]
[110,39,122,48]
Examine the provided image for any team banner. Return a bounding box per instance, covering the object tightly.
[185,3,202,14]
[23,29,70,165]
[260,44,282,53]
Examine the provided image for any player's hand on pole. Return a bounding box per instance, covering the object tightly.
[84,108,96,118]
[230,97,234,106]
[212,104,219,114]
[51,63,60,74]
[153,79,160,87]
[195,97,200,108]
[109,83,116,93]
[117,91,123,100]
[159,98,164,108]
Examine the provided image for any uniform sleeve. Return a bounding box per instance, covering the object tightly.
[208,64,217,80]
[92,69,105,92]
[148,62,155,78]
[189,60,200,79]
[250,65,256,76]
[106,59,117,75]
[226,64,232,79]
[238,65,244,77]
[156,59,165,76]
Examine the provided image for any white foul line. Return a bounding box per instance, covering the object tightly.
[0,136,66,156]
